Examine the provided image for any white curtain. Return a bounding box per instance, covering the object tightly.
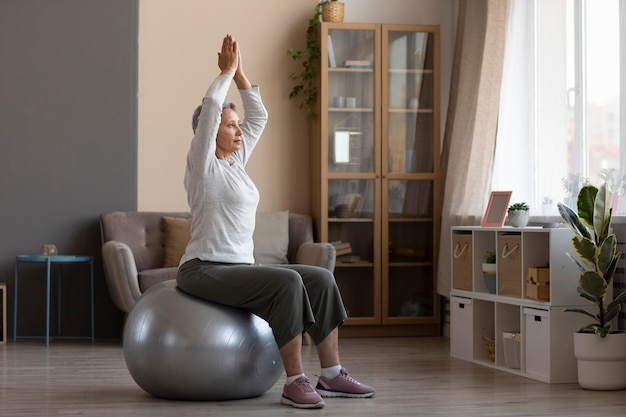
[437,0,510,296]
[491,0,535,206]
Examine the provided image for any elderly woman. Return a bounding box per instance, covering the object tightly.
[176,35,374,409]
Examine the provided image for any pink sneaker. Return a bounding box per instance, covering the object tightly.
[316,368,375,398]
[281,376,326,409]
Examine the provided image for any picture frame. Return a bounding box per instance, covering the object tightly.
[481,191,512,227]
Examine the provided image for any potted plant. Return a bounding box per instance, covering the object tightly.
[507,202,530,227]
[482,250,496,294]
[558,182,626,390]
[287,1,344,118]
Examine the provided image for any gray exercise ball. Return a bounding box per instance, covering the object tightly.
[123,280,283,400]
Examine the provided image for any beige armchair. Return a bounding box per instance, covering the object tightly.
[100,211,336,315]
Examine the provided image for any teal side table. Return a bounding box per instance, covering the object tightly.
[14,255,94,345]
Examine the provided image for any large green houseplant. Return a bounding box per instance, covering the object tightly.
[558,182,626,390]
[558,183,626,336]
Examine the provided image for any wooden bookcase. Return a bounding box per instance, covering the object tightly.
[310,23,441,336]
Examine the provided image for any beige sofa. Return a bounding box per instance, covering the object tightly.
[100,211,336,314]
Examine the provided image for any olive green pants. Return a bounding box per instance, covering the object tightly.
[177,259,347,348]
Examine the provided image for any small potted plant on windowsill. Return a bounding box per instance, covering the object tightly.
[286,1,344,118]
[508,202,530,227]
[558,182,626,390]
[482,250,497,294]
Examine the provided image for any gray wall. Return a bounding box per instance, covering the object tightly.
[0,0,138,339]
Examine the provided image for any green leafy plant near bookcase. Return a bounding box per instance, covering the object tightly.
[286,1,343,118]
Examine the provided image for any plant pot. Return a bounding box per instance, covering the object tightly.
[482,263,496,294]
[321,2,344,22]
[508,210,529,227]
[574,332,626,390]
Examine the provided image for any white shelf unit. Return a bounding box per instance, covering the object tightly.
[449,226,591,383]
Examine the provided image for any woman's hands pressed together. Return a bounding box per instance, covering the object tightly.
[218,34,238,76]
[218,34,251,90]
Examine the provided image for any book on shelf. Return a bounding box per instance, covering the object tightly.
[330,240,351,249]
[344,60,372,68]
[336,255,363,264]
[335,247,353,256]
[330,240,352,256]
[328,35,337,68]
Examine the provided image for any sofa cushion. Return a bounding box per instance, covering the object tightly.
[253,211,289,264]
[101,211,190,272]
[162,216,192,268]
[139,267,179,292]
[160,211,290,267]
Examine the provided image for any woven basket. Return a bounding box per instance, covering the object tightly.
[322,2,345,22]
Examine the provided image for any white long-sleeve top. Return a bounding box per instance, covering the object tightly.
[180,74,268,265]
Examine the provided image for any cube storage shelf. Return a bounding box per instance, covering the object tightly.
[450,226,591,383]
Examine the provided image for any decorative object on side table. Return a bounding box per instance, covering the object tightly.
[40,244,58,256]
[507,202,530,227]
[286,1,345,118]
[558,182,626,390]
[482,250,496,294]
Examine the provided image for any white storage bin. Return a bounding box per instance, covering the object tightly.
[502,331,521,369]
[524,308,549,378]
[450,296,473,359]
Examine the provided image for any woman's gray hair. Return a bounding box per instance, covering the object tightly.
[191,101,237,133]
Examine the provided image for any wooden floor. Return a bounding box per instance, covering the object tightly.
[1,337,625,416]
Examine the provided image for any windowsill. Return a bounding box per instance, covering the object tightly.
[528,215,626,225]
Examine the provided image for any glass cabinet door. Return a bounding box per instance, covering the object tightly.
[384,180,435,320]
[385,28,436,175]
[328,179,377,321]
[322,24,381,324]
[382,26,439,324]
[326,28,377,174]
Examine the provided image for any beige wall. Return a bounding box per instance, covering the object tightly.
[138,0,456,212]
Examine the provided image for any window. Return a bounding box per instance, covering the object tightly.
[493,0,622,216]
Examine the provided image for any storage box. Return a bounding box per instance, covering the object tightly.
[452,232,473,291]
[497,233,522,297]
[524,308,550,379]
[502,331,521,369]
[526,267,550,301]
[450,296,473,359]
